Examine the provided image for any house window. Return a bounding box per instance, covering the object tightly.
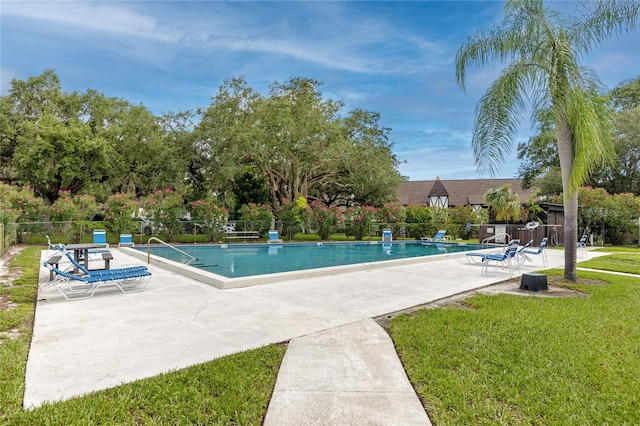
[471,204,483,212]
[429,196,448,208]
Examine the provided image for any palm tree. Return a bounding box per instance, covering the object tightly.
[456,0,639,280]
[484,184,523,223]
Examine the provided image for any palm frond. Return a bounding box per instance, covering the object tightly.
[566,87,615,193]
[571,0,640,56]
[472,63,532,176]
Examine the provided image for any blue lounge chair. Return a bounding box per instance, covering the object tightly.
[481,239,521,277]
[577,234,588,257]
[41,261,151,301]
[515,239,534,264]
[93,229,109,248]
[382,229,393,253]
[46,235,64,251]
[523,237,548,267]
[466,239,519,264]
[118,234,135,247]
[267,230,283,244]
[59,248,148,277]
[421,229,447,243]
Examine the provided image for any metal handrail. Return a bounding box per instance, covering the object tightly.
[481,233,511,248]
[147,237,198,265]
[192,223,204,244]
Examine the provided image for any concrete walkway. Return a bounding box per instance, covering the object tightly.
[25,246,600,422]
[264,319,431,425]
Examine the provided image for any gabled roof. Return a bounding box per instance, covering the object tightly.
[428,176,448,197]
[397,178,535,207]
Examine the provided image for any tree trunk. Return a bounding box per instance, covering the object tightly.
[556,118,578,280]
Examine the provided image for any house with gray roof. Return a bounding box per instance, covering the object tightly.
[397,177,536,209]
[397,177,564,245]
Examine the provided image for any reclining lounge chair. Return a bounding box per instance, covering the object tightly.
[421,230,447,244]
[59,248,148,277]
[41,262,151,301]
[481,239,521,277]
[522,237,548,267]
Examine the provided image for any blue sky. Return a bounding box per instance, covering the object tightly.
[2,1,639,181]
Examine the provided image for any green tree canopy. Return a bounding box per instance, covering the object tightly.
[518,76,640,197]
[195,76,402,212]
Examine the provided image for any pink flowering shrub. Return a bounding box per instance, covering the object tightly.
[275,196,308,238]
[0,184,46,222]
[47,191,99,242]
[306,200,343,240]
[552,186,640,244]
[49,191,98,222]
[237,203,274,234]
[191,199,228,240]
[104,192,139,235]
[344,205,377,240]
[377,202,405,224]
[144,189,184,241]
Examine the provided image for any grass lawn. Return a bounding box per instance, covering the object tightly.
[2,247,639,424]
[0,247,285,425]
[579,252,640,275]
[390,262,640,425]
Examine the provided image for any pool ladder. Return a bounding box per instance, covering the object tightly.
[146,237,198,265]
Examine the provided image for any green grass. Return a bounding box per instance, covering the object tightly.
[579,252,640,275]
[4,246,640,424]
[592,246,640,253]
[390,267,640,425]
[0,248,285,425]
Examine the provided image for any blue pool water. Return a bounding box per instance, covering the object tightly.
[139,241,483,278]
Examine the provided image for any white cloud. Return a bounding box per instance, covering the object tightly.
[1,1,180,42]
[0,68,18,95]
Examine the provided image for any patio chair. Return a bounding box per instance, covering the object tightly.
[515,239,534,264]
[577,234,588,257]
[118,234,135,247]
[465,238,519,264]
[421,229,447,243]
[523,237,548,267]
[59,248,148,277]
[267,230,283,244]
[84,229,112,261]
[93,229,109,248]
[382,228,393,252]
[41,261,151,301]
[481,239,521,277]
[46,235,64,251]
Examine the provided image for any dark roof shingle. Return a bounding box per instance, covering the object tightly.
[397,178,535,207]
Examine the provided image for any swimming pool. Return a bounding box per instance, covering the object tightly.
[131,241,485,288]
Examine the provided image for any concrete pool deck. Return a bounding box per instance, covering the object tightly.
[25,246,605,421]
